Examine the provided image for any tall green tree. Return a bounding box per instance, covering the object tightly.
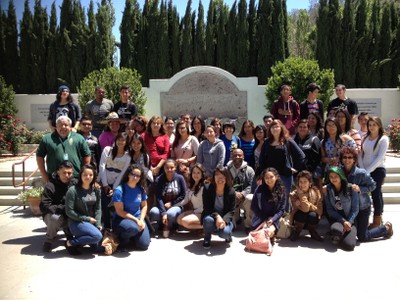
[282,0,289,58]
[31,0,48,93]
[120,0,140,70]
[146,0,160,80]
[328,0,342,83]
[3,0,18,90]
[168,0,180,75]
[289,10,313,59]
[379,4,392,87]
[85,0,97,75]
[368,0,381,87]
[390,4,400,87]
[95,0,115,69]
[236,0,249,76]
[46,2,57,92]
[19,0,33,93]
[355,0,368,87]
[0,6,5,79]
[181,0,193,69]
[247,0,257,76]
[137,0,149,85]
[257,0,274,83]
[57,0,73,85]
[194,0,206,66]
[224,1,236,73]
[158,0,170,77]
[315,0,330,69]
[205,0,217,65]
[271,0,286,65]
[341,0,356,87]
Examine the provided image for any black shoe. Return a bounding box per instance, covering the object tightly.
[203,239,211,249]
[225,237,232,243]
[42,242,52,253]
[65,241,81,256]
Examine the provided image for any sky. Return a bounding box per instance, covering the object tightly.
[2,0,310,62]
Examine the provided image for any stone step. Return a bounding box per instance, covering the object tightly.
[384,173,400,183]
[0,186,24,196]
[382,182,400,193]
[0,176,39,186]
[383,193,400,204]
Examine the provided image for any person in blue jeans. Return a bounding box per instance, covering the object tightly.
[340,147,393,242]
[112,164,150,251]
[201,166,235,249]
[65,164,103,255]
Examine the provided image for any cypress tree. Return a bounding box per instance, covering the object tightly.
[70,1,87,91]
[3,0,19,90]
[85,0,97,75]
[341,0,356,87]
[137,0,149,85]
[46,2,57,92]
[181,0,193,69]
[390,5,400,87]
[225,1,236,73]
[247,0,257,76]
[194,0,206,66]
[216,2,228,70]
[328,0,342,83]
[355,0,368,87]
[168,0,180,75]
[146,0,160,80]
[236,0,248,76]
[368,0,381,87]
[271,0,285,65]
[95,0,115,69]
[0,7,5,79]
[31,0,48,93]
[19,0,33,93]
[58,0,73,85]
[282,0,289,58]
[205,0,217,65]
[120,0,140,69]
[379,4,392,88]
[315,0,330,70]
[158,0,170,78]
[257,0,274,83]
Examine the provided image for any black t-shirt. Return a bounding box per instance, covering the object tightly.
[327,98,359,116]
[113,101,137,120]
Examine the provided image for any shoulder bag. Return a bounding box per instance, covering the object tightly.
[245,221,273,255]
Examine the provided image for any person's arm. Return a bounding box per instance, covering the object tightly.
[241,167,255,197]
[65,187,90,222]
[291,101,300,129]
[94,188,102,228]
[113,154,130,189]
[364,137,389,174]
[171,175,187,206]
[36,156,49,183]
[113,188,138,221]
[347,189,360,225]
[216,141,226,167]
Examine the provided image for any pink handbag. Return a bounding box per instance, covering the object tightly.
[245,222,273,255]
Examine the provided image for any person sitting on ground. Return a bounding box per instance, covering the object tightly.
[289,170,323,242]
[149,159,186,238]
[65,164,103,256]
[112,164,150,252]
[40,161,77,253]
[250,168,286,244]
[324,167,359,251]
[201,165,235,249]
[177,163,206,232]
[227,148,255,233]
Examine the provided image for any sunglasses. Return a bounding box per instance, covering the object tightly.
[129,173,141,178]
[342,156,354,160]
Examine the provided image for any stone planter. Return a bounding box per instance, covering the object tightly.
[27,196,42,216]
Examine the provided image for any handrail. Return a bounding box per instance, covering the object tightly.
[12,146,39,192]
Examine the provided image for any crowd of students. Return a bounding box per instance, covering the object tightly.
[37,83,394,255]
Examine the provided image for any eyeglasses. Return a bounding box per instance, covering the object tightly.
[152,122,161,126]
[129,173,141,178]
[342,156,354,160]
[178,127,186,130]
[81,123,92,126]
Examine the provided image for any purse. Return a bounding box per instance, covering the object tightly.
[101,229,120,255]
[245,222,273,255]
[276,213,293,239]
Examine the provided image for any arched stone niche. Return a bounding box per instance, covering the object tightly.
[160,67,247,119]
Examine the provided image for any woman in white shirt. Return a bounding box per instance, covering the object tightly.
[358,116,389,228]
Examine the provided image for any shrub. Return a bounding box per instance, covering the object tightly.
[385,118,400,151]
[0,75,17,116]
[78,67,147,115]
[25,129,50,144]
[264,57,335,111]
[0,115,30,155]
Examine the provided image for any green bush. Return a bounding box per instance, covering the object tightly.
[25,129,50,144]
[265,57,335,112]
[0,115,30,155]
[78,67,147,115]
[0,75,17,117]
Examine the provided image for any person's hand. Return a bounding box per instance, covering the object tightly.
[152,166,160,176]
[215,215,225,230]
[351,184,360,193]
[295,200,300,207]
[42,174,49,184]
[137,219,145,231]
[266,219,273,227]
[164,202,171,209]
[235,192,244,203]
[343,221,352,232]
[89,217,96,224]
[162,214,168,225]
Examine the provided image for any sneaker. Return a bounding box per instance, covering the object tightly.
[203,239,211,249]
[385,222,393,238]
[162,227,170,238]
[65,241,81,256]
[331,235,341,245]
[42,242,52,253]
[225,236,232,243]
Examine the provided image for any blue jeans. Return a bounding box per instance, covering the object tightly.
[280,174,293,212]
[113,218,150,250]
[370,168,386,216]
[356,206,387,242]
[149,206,182,229]
[69,221,103,250]
[203,215,234,241]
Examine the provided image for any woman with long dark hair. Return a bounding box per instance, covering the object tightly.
[191,115,206,143]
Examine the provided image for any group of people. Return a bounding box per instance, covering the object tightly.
[36,82,393,255]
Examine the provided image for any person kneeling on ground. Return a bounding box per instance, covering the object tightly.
[40,161,77,253]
